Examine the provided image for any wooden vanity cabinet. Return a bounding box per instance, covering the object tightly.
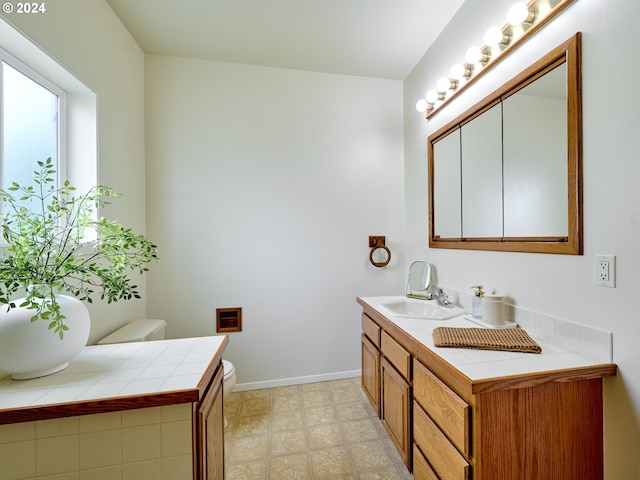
[358,299,617,480]
[196,361,225,480]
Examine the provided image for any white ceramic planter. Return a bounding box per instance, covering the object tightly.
[0,294,90,380]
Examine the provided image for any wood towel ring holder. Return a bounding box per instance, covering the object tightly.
[369,236,391,268]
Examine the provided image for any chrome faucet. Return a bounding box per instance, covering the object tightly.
[427,286,455,308]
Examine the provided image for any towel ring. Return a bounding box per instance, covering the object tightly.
[369,245,391,268]
[368,236,391,268]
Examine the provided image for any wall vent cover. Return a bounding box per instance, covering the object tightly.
[216,307,242,333]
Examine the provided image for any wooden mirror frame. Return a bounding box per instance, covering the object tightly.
[428,33,582,255]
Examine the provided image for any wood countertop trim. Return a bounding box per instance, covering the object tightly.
[197,335,228,400]
[470,363,617,394]
[0,390,198,424]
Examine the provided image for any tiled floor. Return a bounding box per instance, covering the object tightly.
[224,376,412,480]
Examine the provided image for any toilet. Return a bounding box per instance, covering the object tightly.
[98,319,236,426]
[221,359,236,427]
[97,318,167,344]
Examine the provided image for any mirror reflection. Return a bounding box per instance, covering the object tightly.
[433,128,461,237]
[461,102,502,238]
[503,66,568,237]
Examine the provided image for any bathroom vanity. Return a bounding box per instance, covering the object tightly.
[0,335,227,480]
[358,296,617,480]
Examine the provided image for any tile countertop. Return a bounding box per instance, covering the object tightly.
[358,296,616,382]
[0,335,228,424]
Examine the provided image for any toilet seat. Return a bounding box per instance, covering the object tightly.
[222,359,234,381]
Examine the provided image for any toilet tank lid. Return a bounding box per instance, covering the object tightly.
[97,318,167,344]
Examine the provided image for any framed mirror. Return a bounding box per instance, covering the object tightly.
[428,33,582,254]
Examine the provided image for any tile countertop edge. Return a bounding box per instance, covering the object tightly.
[0,335,228,425]
[357,296,617,395]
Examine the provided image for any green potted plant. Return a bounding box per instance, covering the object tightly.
[0,158,158,379]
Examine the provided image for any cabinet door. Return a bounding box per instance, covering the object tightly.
[361,334,380,416]
[380,356,411,467]
[197,364,225,480]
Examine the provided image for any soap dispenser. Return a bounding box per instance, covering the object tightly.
[470,285,484,319]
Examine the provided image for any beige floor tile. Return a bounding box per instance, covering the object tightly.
[271,410,305,432]
[272,393,303,412]
[341,418,380,444]
[348,440,394,472]
[239,397,272,417]
[304,406,336,427]
[225,392,243,414]
[327,384,364,404]
[334,401,376,422]
[271,385,301,397]
[225,459,267,480]
[227,434,269,463]
[357,466,404,480]
[306,423,344,449]
[242,388,272,400]
[270,429,307,456]
[234,414,271,437]
[269,453,312,480]
[302,390,332,408]
[224,378,411,480]
[309,446,354,478]
[299,382,328,393]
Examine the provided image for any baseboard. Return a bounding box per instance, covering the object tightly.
[234,369,361,392]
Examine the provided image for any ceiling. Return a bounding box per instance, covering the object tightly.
[105,0,466,81]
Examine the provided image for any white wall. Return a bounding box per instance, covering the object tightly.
[145,55,405,387]
[0,0,148,344]
[404,0,640,477]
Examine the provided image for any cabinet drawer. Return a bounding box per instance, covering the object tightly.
[381,330,410,379]
[362,314,381,347]
[413,359,470,456]
[413,444,439,480]
[414,401,469,480]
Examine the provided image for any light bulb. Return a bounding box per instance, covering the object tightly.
[484,26,507,46]
[425,89,439,104]
[416,99,428,112]
[436,77,451,93]
[507,2,533,25]
[465,46,483,64]
[450,63,470,80]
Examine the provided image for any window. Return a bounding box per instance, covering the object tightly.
[0,17,97,244]
[1,51,66,193]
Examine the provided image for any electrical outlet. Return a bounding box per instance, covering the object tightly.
[595,255,616,288]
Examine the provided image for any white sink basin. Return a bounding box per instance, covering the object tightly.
[380,298,465,320]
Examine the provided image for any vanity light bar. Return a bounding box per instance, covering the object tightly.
[415,0,576,118]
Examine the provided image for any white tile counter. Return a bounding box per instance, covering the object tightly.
[358,296,616,384]
[0,335,228,424]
